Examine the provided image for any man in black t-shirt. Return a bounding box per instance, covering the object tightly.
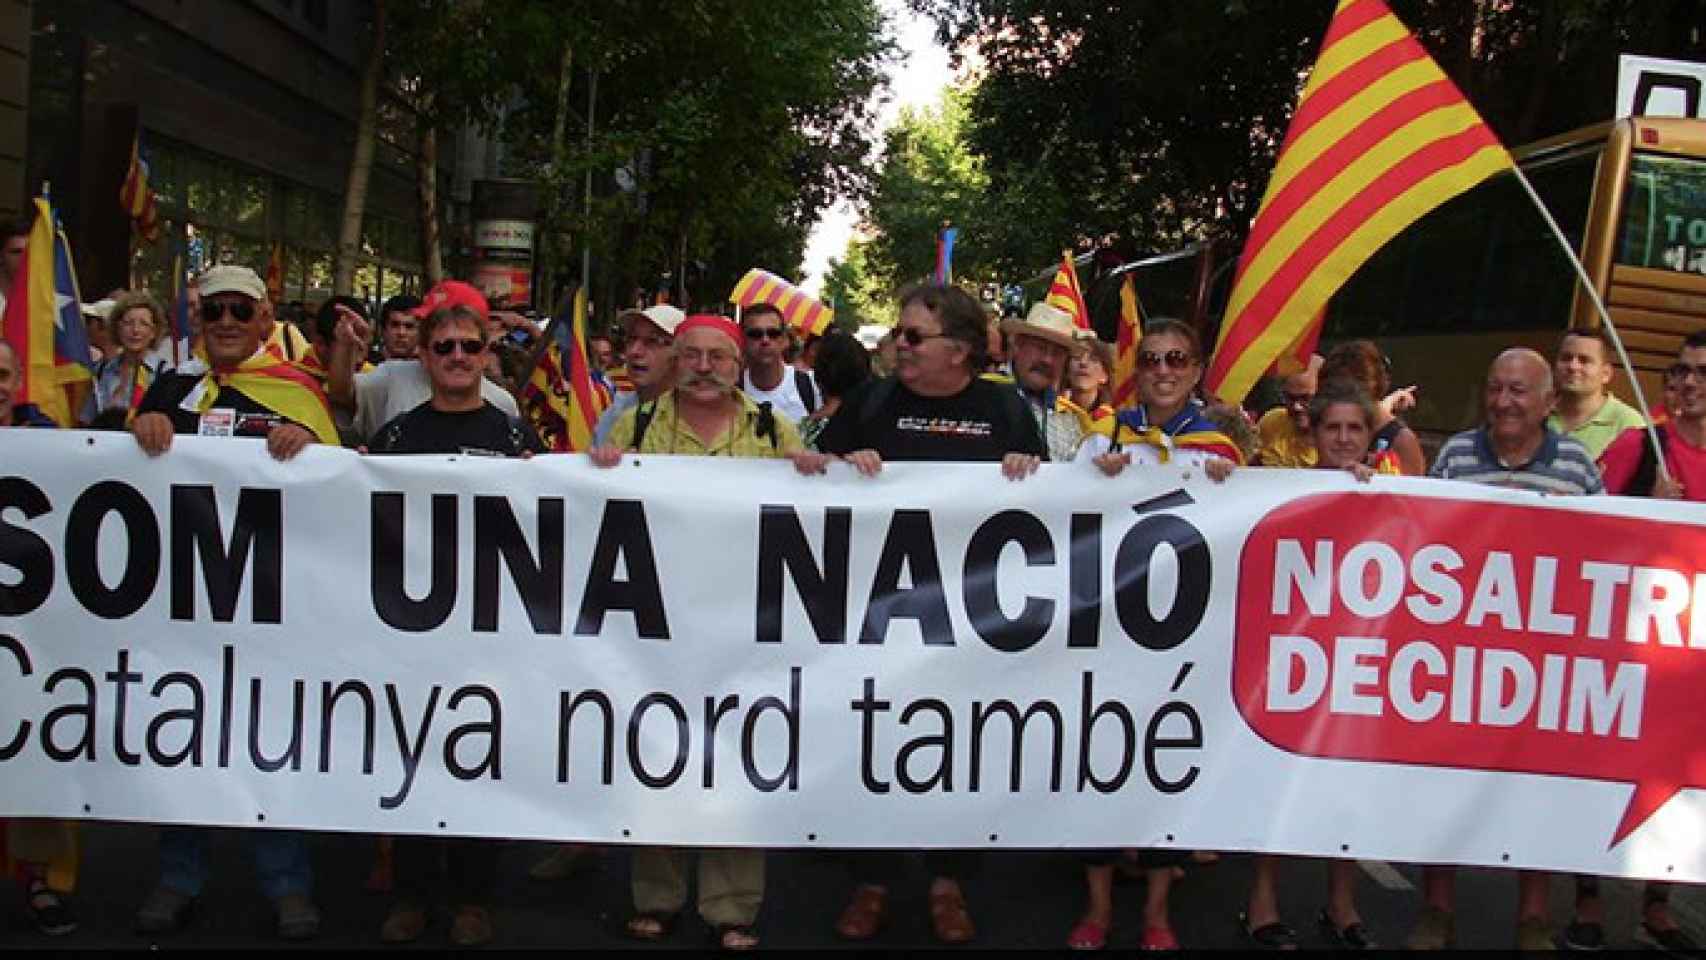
[362,295,534,948]
[812,284,1042,947]
[814,284,1043,470]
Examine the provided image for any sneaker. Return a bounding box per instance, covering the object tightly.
[25,880,77,936]
[1406,906,1456,950]
[527,844,592,881]
[381,902,428,943]
[135,884,195,935]
[274,893,321,941]
[1516,917,1557,951]
[450,905,494,947]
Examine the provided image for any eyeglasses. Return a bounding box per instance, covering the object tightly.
[1138,349,1193,371]
[200,301,256,324]
[679,346,739,366]
[1667,362,1706,382]
[744,327,787,341]
[1283,391,1315,406]
[897,327,947,348]
[429,338,487,356]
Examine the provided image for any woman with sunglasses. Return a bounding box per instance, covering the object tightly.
[1075,319,1246,478]
[1065,320,1240,953]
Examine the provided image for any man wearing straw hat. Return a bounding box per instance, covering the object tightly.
[1000,300,1086,462]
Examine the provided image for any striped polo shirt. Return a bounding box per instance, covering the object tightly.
[1429,426,1604,495]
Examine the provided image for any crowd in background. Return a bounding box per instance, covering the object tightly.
[3,209,1705,950]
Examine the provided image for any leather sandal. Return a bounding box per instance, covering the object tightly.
[834,886,887,941]
[622,911,679,942]
[930,888,976,944]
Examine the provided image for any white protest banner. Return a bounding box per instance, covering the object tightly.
[3,430,1706,883]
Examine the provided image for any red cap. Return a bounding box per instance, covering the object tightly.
[675,313,743,350]
[412,280,490,322]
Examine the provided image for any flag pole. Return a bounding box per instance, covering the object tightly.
[1511,166,1672,484]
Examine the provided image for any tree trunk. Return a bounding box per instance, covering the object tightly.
[416,93,443,286]
[538,43,573,310]
[334,0,385,297]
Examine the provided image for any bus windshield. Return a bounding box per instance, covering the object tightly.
[1619,153,1706,275]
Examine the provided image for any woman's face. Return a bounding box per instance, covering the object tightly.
[1069,349,1109,398]
[1136,332,1200,414]
[116,307,157,355]
[1313,401,1373,469]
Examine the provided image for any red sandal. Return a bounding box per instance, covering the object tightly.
[1141,925,1181,951]
[1067,918,1110,950]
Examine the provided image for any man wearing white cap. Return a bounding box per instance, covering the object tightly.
[590,303,684,447]
[325,279,520,442]
[1001,301,1086,461]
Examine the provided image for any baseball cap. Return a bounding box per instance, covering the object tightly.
[411,280,490,322]
[617,304,686,336]
[198,265,267,301]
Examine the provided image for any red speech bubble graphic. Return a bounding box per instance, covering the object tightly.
[1234,492,1706,848]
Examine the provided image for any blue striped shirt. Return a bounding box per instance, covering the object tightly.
[1428,427,1603,495]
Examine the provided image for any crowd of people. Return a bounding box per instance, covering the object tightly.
[3,221,1705,950]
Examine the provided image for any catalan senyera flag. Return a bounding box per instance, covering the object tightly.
[1,198,94,426]
[1045,251,1091,331]
[1112,274,1144,409]
[1205,0,1513,404]
[120,131,161,247]
[729,268,834,337]
[523,287,609,452]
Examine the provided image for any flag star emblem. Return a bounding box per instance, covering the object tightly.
[53,292,74,329]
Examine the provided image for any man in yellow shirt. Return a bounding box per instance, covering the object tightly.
[1254,358,1320,467]
[1547,325,1645,459]
[589,314,822,950]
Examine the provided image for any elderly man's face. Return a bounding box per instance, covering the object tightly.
[1484,352,1553,445]
[1011,333,1069,395]
[200,293,267,367]
[675,327,741,406]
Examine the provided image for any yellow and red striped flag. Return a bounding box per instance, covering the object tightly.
[119,131,160,247]
[1112,274,1143,408]
[522,287,609,452]
[729,268,834,336]
[264,241,285,303]
[1044,251,1091,331]
[1205,0,1513,404]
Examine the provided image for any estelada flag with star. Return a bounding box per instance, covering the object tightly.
[1205,0,1512,404]
[2,196,94,425]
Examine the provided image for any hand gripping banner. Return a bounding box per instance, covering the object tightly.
[2,431,1705,882]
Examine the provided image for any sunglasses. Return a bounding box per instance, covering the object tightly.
[898,327,947,348]
[744,327,787,341]
[1138,349,1194,371]
[1667,362,1706,382]
[429,338,487,356]
[1283,391,1315,405]
[200,301,256,324]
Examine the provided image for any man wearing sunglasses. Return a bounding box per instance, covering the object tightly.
[740,303,817,422]
[812,284,1042,947]
[129,266,330,940]
[1254,356,1322,467]
[130,265,339,463]
[325,280,520,443]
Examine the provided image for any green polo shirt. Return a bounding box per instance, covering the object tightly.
[1546,394,1645,460]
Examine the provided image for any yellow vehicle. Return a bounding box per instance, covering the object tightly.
[1323,116,1706,437]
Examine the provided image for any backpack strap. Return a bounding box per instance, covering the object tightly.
[1629,425,1668,497]
[757,401,779,450]
[795,368,818,413]
[857,377,900,429]
[628,400,658,452]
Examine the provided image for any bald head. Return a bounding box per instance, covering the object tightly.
[1491,348,1553,395]
[0,338,17,425]
[1485,347,1554,446]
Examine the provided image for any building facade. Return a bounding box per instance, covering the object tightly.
[4,0,479,305]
